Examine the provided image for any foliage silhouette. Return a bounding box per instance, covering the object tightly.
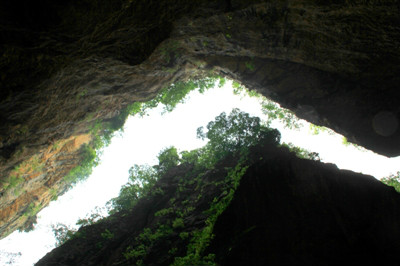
[381,171,400,193]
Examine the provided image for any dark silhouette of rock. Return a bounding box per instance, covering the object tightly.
[36,143,400,266]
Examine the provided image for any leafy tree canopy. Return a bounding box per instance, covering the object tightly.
[108,164,158,214]
[156,146,180,174]
[197,108,281,159]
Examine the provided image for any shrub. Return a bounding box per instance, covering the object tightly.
[381,171,400,193]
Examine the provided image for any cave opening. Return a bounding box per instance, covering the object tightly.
[1,78,400,266]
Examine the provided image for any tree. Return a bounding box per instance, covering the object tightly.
[197,108,280,157]
[108,109,282,214]
[180,149,202,165]
[108,164,158,213]
[156,147,180,174]
[51,223,77,247]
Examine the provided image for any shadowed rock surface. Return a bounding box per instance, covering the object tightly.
[0,0,399,241]
[36,143,400,266]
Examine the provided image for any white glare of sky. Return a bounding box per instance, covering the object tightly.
[0,80,399,266]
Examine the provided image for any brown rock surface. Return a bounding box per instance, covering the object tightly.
[1,0,399,239]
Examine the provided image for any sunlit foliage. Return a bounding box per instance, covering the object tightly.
[232,81,301,129]
[381,171,400,193]
[107,164,158,214]
[140,76,226,114]
[155,146,180,174]
[309,124,335,135]
[197,108,281,165]
[281,142,320,161]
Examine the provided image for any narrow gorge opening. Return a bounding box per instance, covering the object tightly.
[1,78,399,266]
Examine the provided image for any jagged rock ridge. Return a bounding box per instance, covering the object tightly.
[36,142,400,266]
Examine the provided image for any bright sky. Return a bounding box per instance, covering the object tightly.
[1,81,399,265]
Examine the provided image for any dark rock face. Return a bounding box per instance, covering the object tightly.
[36,144,400,266]
[1,0,400,240]
[210,154,400,265]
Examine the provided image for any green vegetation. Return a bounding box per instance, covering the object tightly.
[232,81,301,129]
[172,218,185,229]
[1,175,23,191]
[76,207,106,227]
[1,154,46,196]
[51,140,62,151]
[51,223,81,247]
[24,203,42,218]
[106,109,281,265]
[62,76,225,189]
[76,88,88,101]
[16,125,29,135]
[63,145,99,186]
[161,40,179,63]
[52,207,108,247]
[179,232,189,240]
[341,137,365,151]
[10,154,45,176]
[154,207,174,217]
[381,171,400,193]
[245,61,255,71]
[51,76,329,264]
[30,155,45,173]
[281,142,320,161]
[309,124,334,135]
[51,108,282,262]
[197,108,279,153]
[49,188,58,201]
[309,124,364,151]
[101,229,114,240]
[51,106,323,264]
[156,146,180,174]
[172,163,248,266]
[137,76,225,115]
[108,108,279,215]
[107,164,157,213]
[107,147,177,214]
[196,108,280,167]
[123,225,174,265]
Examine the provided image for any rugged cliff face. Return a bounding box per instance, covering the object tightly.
[1,0,399,240]
[35,142,400,266]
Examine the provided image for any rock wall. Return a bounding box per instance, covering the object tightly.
[36,143,400,266]
[1,0,399,238]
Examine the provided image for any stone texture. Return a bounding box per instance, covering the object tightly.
[1,0,399,239]
[36,143,400,266]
